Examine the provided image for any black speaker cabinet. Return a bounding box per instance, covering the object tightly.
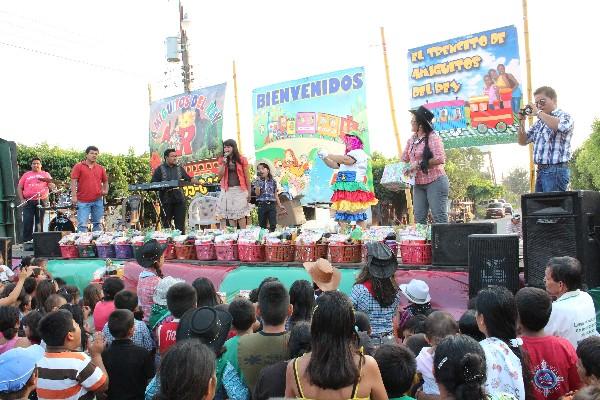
[33,232,64,258]
[522,190,600,288]
[432,223,497,266]
[468,234,520,297]
[0,237,12,267]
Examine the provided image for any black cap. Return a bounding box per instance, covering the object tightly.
[366,242,398,279]
[135,239,167,269]
[176,307,232,354]
[409,105,435,130]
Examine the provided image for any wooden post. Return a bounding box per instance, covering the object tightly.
[380,27,414,224]
[233,60,242,148]
[522,0,536,192]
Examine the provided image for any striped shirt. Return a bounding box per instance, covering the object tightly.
[401,133,446,185]
[526,108,574,165]
[37,351,107,400]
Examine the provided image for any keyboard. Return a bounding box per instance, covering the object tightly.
[128,180,220,191]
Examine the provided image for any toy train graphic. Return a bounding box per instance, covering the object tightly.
[267,112,359,138]
[425,88,517,134]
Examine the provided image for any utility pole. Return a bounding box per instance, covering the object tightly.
[179,1,192,92]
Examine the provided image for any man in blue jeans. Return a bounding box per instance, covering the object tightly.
[518,86,574,192]
[70,146,109,232]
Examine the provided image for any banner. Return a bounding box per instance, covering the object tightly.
[253,67,370,205]
[149,84,226,193]
[408,25,522,148]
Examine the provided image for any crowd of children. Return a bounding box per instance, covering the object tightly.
[0,244,599,400]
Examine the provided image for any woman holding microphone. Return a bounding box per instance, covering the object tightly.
[216,139,252,229]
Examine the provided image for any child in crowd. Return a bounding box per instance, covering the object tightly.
[102,309,155,400]
[355,310,375,356]
[415,311,459,399]
[64,285,81,304]
[149,276,184,332]
[36,309,108,399]
[44,293,67,313]
[228,296,257,337]
[0,345,45,400]
[101,289,154,351]
[476,286,527,400]
[157,340,217,400]
[398,279,433,335]
[136,240,166,324]
[0,306,30,354]
[405,333,429,361]
[252,162,286,232]
[34,279,57,313]
[93,277,124,332]
[515,287,581,400]
[0,253,14,283]
[22,310,43,345]
[83,283,103,334]
[374,344,418,400]
[458,309,485,342]
[401,313,429,342]
[157,282,197,355]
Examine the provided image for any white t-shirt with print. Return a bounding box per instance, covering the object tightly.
[545,290,598,348]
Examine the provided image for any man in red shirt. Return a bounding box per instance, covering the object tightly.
[17,158,55,243]
[515,287,581,400]
[70,146,109,232]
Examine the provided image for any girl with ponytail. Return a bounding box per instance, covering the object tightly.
[475,287,529,400]
[434,334,518,400]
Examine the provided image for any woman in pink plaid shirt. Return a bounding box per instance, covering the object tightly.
[402,106,449,224]
[135,240,166,324]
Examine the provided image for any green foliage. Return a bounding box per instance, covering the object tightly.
[371,151,400,202]
[16,143,151,206]
[571,119,600,191]
[502,167,529,207]
[466,177,504,203]
[445,147,488,201]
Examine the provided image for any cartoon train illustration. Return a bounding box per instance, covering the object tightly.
[267,112,359,138]
[425,88,515,134]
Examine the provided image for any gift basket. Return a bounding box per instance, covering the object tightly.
[238,227,266,262]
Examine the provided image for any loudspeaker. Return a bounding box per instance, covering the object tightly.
[432,223,497,266]
[33,232,64,258]
[468,234,520,297]
[522,190,600,288]
[0,237,12,268]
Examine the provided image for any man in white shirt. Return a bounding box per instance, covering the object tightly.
[544,256,598,348]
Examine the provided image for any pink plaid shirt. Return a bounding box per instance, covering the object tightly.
[137,272,161,323]
[401,132,446,185]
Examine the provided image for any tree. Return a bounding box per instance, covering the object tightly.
[571,119,600,191]
[467,177,504,203]
[503,167,529,197]
[445,147,486,200]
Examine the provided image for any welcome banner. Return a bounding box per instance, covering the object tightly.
[408,25,522,148]
[253,67,371,205]
[149,84,226,179]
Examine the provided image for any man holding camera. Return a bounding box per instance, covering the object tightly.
[518,86,574,192]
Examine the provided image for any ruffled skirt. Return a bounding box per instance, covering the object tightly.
[215,186,253,220]
[330,171,377,222]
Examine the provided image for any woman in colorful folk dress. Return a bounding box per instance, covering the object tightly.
[318,130,377,229]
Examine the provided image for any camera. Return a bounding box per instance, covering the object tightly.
[520,105,533,116]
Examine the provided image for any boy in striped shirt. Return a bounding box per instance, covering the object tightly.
[37,309,108,400]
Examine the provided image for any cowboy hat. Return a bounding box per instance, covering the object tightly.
[409,105,434,131]
[366,242,397,279]
[303,258,341,292]
[399,279,431,304]
[176,306,233,354]
[135,239,167,269]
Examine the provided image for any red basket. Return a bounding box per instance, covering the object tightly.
[328,244,362,263]
[163,243,176,260]
[60,245,79,259]
[238,244,266,262]
[174,244,197,260]
[400,242,432,265]
[265,244,295,262]
[195,243,216,261]
[315,243,328,259]
[295,244,317,262]
[215,243,238,261]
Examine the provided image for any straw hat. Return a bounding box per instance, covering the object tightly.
[303,258,341,292]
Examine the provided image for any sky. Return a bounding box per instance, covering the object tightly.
[1,0,598,182]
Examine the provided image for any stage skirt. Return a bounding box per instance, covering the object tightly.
[330,171,377,222]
